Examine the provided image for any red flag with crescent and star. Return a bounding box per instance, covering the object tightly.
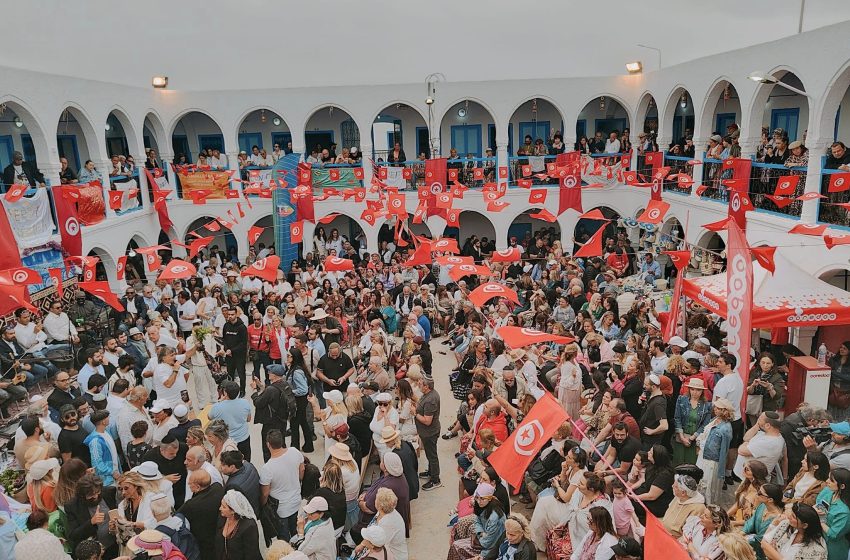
[54,186,83,257]
[662,250,691,342]
[488,393,570,489]
[556,152,582,215]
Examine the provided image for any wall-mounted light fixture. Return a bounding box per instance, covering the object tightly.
[625,61,643,74]
[151,76,168,89]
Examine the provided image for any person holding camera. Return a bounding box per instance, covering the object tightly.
[805,421,850,472]
[746,352,786,427]
[782,404,832,480]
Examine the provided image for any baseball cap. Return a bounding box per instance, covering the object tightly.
[831,422,850,436]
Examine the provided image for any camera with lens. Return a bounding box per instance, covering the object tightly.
[750,372,773,396]
[794,426,832,444]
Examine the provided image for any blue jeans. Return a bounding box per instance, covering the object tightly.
[24,363,50,388]
[276,511,298,541]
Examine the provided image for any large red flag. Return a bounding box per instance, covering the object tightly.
[495,326,574,348]
[0,278,36,315]
[158,259,197,280]
[295,190,316,224]
[573,223,607,258]
[488,393,571,489]
[54,186,83,257]
[241,255,280,283]
[662,250,690,342]
[645,513,690,560]
[0,196,22,276]
[636,199,670,224]
[78,281,125,311]
[490,247,521,263]
[726,220,753,413]
[726,158,753,231]
[468,283,520,308]
[144,167,173,232]
[556,152,582,215]
[425,158,447,217]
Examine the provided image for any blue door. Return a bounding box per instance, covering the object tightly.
[172,135,191,163]
[198,134,225,153]
[519,121,550,146]
[0,136,14,171]
[576,120,587,139]
[56,135,80,172]
[594,118,627,137]
[416,127,430,158]
[305,131,334,154]
[487,124,512,155]
[271,132,292,151]
[771,108,800,142]
[507,222,531,245]
[238,132,263,154]
[715,113,736,135]
[450,125,482,157]
[21,134,36,166]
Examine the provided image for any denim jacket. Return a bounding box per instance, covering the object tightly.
[701,420,733,478]
[673,396,713,436]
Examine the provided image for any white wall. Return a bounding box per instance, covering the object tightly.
[173,112,225,158]
[508,100,564,149]
[304,108,359,152]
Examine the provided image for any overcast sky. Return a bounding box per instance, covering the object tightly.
[5,0,850,90]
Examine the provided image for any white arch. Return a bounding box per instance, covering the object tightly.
[634,91,660,134]
[659,85,695,143]
[143,110,167,154]
[167,108,225,141]
[0,96,51,164]
[817,61,850,142]
[698,77,743,139]
[105,105,141,157]
[744,66,809,144]
[436,97,500,133]
[368,101,429,130]
[57,103,102,163]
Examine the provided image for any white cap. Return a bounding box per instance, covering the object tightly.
[668,336,688,349]
[322,390,344,404]
[361,525,388,547]
[149,399,169,414]
[682,350,702,361]
[173,404,189,418]
[303,496,329,514]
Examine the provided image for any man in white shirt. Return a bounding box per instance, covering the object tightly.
[650,339,670,375]
[103,336,125,370]
[78,348,107,396]
[106,378,129,421]
[42,301,79,346]
[176,291,197,338]
[249,145,263,166]
[713,352,746,482]
[240,275,263,298]
[735,411,787,482]
[117,386,152,451]
[259,429,304,540]
[12,309,60,376]
[202,266,225,287]
[184,445,223,500]
[604,132,621,154]
[150,399,179,446]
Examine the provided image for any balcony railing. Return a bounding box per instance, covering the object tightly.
[662,154,694,195]
[374,158,497,190]
[819,164,850,228]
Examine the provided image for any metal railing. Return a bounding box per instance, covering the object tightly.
[819,164,850,228]
[662,154,693,195]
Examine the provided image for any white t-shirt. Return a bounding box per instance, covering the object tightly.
[734,432,785,480]
[260,448,304,517]
[713,373,744,421]
[153,362,188,408]
[177,300,197,332]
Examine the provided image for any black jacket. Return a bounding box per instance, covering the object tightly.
[47,386,81,413]
[0,338,26,375]
[222,319,248,356]
[251,378,296,426]
[118,295,148,322]
[179,482,226,560]
[65,486,118,550]
[2,161,45,189]
[214,516,262,560]
[224,462,262,517]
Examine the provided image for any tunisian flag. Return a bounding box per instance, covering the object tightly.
[144,168,174,233]
[662,250,690,342]
[54,186,83,257]
[488,393,570,489]
[425,158,448,217]
[726,220,753,411]
[556,152,582,215]
[468,283,519,308]
[77,281,125,311]
[495,326,574,348]
[241,255,281,283]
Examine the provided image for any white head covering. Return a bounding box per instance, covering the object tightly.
[26,458,59,483]
[382,452,404,476]
[222,489,257,520]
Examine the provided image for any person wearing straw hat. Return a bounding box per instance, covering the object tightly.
[671,376,713,467]
[695,398,735,504]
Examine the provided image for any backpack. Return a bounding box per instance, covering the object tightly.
[274,377,298,422]
[157,513,200,560]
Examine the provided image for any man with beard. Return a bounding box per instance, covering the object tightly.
[58,404,91,465]
[143,434,188,507]
[65,473,118,556]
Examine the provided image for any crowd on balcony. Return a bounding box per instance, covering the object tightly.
[306,144,363,167]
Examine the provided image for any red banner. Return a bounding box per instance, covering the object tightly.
[144,168,173,233]
[726,220,753,412]
[54,186,83,257]
[77,184,106,226]
[556,152,582,215]
[488,393,570,489]
[662,250,690,342]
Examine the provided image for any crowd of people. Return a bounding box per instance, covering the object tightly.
[2,215,850,560]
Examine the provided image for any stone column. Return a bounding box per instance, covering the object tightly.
[225,151,242,194]
[800,139,830,223]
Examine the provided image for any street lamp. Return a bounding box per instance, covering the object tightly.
[748,71,810,97]
[425,73,446,157]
